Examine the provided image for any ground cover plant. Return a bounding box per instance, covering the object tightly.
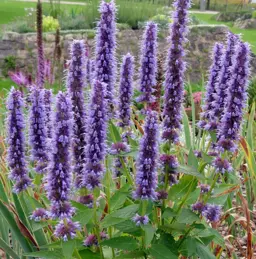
[0,0,256,258]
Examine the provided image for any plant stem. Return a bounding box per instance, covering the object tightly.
[120,157,133,186]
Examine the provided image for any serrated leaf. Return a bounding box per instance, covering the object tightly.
[142,225,155,247]
[115,251,145,258]
[79,249,100,258]
[115,220,141,236]
[111,204,139,219]
[62,239,76,259]
[101,236,139,251]
[110,188,129,211]
[195,242,215,259]
[177,208,199,224]
[178,165,204,179]
[101,216,126,228]
[73,208,94,226]
[149,244,178,259]
[162,208,177,219]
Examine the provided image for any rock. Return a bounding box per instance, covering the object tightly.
[215,11,252,22]
[234,18,256,29]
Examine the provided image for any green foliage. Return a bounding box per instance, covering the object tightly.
[42,15,60,32]
[248,77,256,108]
[150,14,172,29]
[253,10,256,19]
[2,56,16,77]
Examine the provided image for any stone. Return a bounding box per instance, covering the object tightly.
[234,18,256,29]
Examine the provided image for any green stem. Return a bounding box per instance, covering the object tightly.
[120,157,133,186]
[204,173,218,204]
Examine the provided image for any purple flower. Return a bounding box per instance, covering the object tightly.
[132,214,149,226]
[44,89,53,139]
[44,59,54,84]
[118,53,134,127]
[83,232,108,247]
[162,0,191,143]
[6,87,31,192]
[54,219,80,241]
[51,201,75,219]
[30,208,49,221]
[95,0,117,116]
[137,22,158,103]
[194,150,202,158]
[212,33,240,121]
[78,194,94,208]
[157,190,168,200]
[109,142,130,155]
[134,111,159,200]
[207,151,218,157]
[36,0,44,88]
[199,184,210,194]
[86,58,95,86]
[202,204,222,222]
[29,88,49,174]
[198,43,225,129]
[81,80,108,190]
[66,40,87,187]
[159,154,179,169]
[213,157,233,174]
[217,42,251,152]
[8,71,30,87]
[46,92,74,218]
[192,202,206,213]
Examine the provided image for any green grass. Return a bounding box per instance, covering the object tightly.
[193,13,256,53]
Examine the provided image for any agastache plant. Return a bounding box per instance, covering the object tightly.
[118,53,134,127]
[217,42,251,152]
[162,0,191,143]
[137,22,158,104]
[212,32,240,121]
[29,87,49,174]
[94,0,117,116]
[66,40,87,187]
[198,43,225,130]
[44,89,53,139]
[36,0,45,88]
[46,92,74,219]
[134,110,159,200]
[7,87,31,193]
[81,80,107,190]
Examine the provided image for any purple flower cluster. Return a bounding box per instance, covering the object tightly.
[198,43,225,130]
[118,53,134,127]
[199,184,210,194]
[109,142,130,155]
[84,232,108,247]
[132,214,149,226]
[134,111,159,200]
[29,88,49,174]
[7,88,31,193]
[159,154,179,186]
[66,40,87,187]
[137,22,158,103]
[78,194,94,208]
[86,58,95,86]
[44,89,53,139]
[162,0,191,143]
[9,71,31,88]
[213,157,233,174]
[54,219,80,242]
[30,208,49,221]
[212,33,240,121]
[46,92,74,219]
[94,0,117,116]
[217,42,251,152]
[81,80,107,190]
[192,203,222,222]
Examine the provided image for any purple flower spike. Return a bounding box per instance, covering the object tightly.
[54,219,80,242]
[157,190,168,200]
[199,184,210,194]
[95,0,117,116]
[46,92,74,218]
[44,89,53,139]
[83,232,108,247]
[109,142,130,155]
[7,87,31,192]
[134,111,159,200]
[191,202,206,213]
[162,0,191,143]
[36,0,44,88]
[9,71,30,88]
[81,80,108,190]
[118,53,134,127]
[137,22,158,103]
[86,58,95,86]
[159,154,179,169]
[132,214,149,226]
[29,88,49,174]
[202,204,222,222]
[79,194,94,208]
[217,42,251,152]
[30,208,49,221]
[198,43,225,129]
[212,33,240,120]
[213,157,233,174]
[66,40,87,187]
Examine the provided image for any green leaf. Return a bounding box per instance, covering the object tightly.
[62,239,76,259]
[177,208,199,224]
[79,249,100,258]
[0,179,8,203]
[208,194,228,205]
[108,121,121,142]
[114,220,141,236]
[0,199,33,253]
[182,107,192,150]
[111,204,139,219]
[142,225,155,247]
[162,208,177,219]
[101,216,126,228]
[101,236,139,251]
[73,208,94,226]
[187,149,198,168]
[23,250,64,259]
[247,102,255,150]
[115,251,145,258]
[149,244,178,259]
[178,165,204,179]
[195,242,215,259]
[0,237,20,259]
[179,237,197,257]
[110,185,129,211]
